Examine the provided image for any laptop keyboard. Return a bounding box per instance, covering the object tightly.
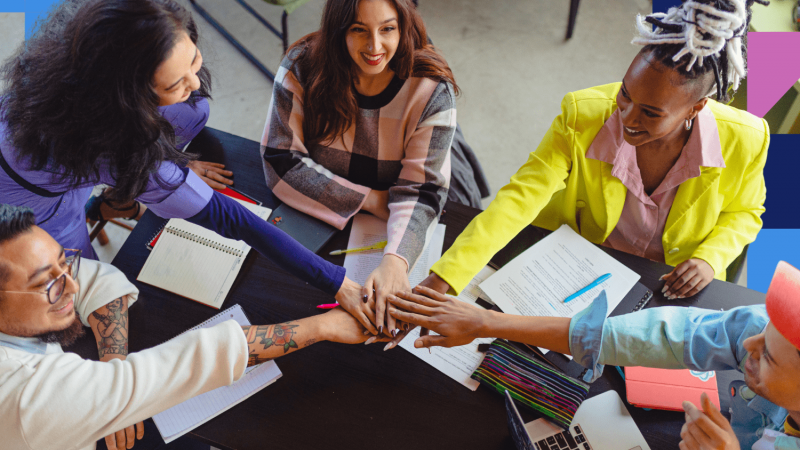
[534,425,591,450]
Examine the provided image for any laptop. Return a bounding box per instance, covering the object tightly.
[504,390,651,450]
[625,368,720,412]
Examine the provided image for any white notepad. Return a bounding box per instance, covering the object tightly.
[137,200,271,309]
[152,304,283,443]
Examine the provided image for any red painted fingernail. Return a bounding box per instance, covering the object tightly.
[404,323,409,332]
[392,329,398,337]
[378,326,383,334]
[362,295,368,303]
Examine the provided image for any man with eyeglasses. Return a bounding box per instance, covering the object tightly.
[0,204,382,450]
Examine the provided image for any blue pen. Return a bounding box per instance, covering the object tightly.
[563,273,612,303]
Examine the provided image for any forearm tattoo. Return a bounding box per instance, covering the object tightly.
[91,297,129,358]
[244,322,299,366]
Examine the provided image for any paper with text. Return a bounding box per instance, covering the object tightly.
[480,224,639,319]
[343,214,446,286]
[153,305,282,443]
[398,266,497,390]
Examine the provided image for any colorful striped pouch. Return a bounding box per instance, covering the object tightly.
[471,340,590,428]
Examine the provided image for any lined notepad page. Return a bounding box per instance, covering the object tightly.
[138,200,271,309]
[153,305,283,443]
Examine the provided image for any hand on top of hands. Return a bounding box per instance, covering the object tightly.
[188,160,234,190]
[662,258,715,300]
[365,254,410,339]
[381,272,451,350]
[387,286,489,350]
[679,392,740,450]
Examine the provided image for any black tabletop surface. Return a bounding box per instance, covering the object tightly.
[68,128,766,450]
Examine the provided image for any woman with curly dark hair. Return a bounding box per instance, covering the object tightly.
[260,0,485,339]
[0,0,370,339]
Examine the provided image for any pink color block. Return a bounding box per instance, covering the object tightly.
[625,367,720,412]
[747,32,800,118]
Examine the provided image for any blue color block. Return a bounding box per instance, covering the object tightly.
[653,0,679,14]
[762,135,800,229]
[748,229,800,293]
[0,0,24,12]
[25,0,60,39]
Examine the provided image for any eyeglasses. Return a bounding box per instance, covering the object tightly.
[0,248,81,304]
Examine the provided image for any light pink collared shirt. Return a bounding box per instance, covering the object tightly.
[586,106,726,262]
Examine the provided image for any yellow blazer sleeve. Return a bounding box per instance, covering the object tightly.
[691,122,768,279]
[430,93,578,294]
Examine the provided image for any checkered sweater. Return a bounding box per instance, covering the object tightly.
[260,48,456,269]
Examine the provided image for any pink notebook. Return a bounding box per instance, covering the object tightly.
[625,367,720,412]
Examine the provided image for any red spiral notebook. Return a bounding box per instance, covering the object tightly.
[146,188,260,250]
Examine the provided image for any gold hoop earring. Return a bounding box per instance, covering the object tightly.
[685,119,693,131]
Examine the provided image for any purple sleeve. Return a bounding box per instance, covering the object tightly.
[159,97,210,149]
[129,164,213,219]
[186,191,346,295]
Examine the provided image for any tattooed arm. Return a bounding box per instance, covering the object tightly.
[242,308,386,366]
[88,296,145,450]
[88,296,130,361]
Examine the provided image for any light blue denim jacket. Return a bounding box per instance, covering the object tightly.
[568,291,799,450]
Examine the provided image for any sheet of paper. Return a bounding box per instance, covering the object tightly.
[152,305,282,443]
[399,265,497,390]
[480,224,640,319]
[343,214,445,286]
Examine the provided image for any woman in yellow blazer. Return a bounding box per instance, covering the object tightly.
[419,0,768,302]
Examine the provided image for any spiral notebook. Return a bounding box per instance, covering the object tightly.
[138,199,272,309]
[152,304,283,443]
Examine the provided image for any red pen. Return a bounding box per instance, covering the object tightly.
[316,303,340,309]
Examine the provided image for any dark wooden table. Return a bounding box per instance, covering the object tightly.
[71,128,766,450]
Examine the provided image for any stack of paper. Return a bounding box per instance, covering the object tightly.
[152,305,282,443]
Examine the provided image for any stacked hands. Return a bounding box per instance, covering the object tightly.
[333,270,489,350]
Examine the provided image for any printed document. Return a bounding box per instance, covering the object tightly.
[480,224,639,319]
[343,214,445,286]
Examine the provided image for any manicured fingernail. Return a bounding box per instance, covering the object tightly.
[404,323,409,331]
[362,295,368,303]
[383,342,395,351]
[365,336,377,345]
[363,329,370,335]
[428,348,432,354]
[661,285,667,293]
[677,295,684,299]
[378,326,383,334]
[659,275,665,281]
[391,329,398,337]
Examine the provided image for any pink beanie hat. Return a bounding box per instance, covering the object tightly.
[766,261,800,350]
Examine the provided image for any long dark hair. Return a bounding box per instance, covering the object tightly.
[0,0,211,203]
[291,0,458,147]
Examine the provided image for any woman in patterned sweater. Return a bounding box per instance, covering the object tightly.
[261,0,459,337]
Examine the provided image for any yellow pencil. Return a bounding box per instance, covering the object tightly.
[329,240,388,256]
